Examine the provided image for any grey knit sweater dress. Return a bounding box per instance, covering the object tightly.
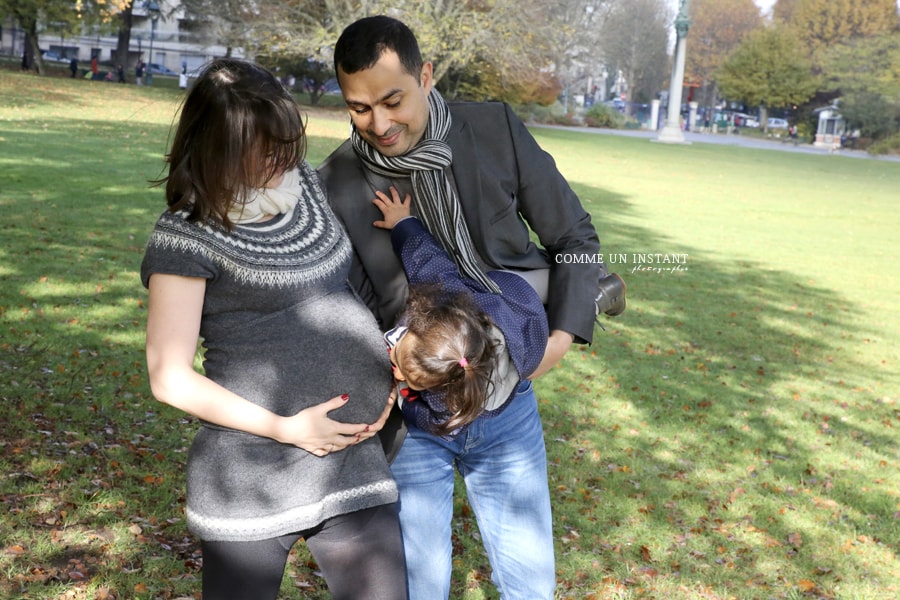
[140,162,398,542]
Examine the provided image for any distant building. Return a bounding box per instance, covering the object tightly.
[1,2,240,77]
[813,104,845,149]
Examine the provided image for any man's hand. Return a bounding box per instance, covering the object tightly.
[529,330,574,379]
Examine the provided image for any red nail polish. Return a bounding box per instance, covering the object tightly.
[341,394,349,401]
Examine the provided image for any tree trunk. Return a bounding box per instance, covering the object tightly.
[23,21,44,75]
[115,3,135,68]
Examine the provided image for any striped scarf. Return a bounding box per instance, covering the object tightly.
[350,89,500,294]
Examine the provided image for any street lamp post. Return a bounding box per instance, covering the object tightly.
[145,1,160,85]
[657,0,691,144]
[600,68,608,102]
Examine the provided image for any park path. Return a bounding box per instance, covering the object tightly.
[535,124,900,162]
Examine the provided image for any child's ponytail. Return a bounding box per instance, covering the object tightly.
[403,285,499,434]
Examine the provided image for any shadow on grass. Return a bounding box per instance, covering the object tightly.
[533,182,898,598]
[2,114,896,599]
[3,118,230,597]
[0,115,381,598]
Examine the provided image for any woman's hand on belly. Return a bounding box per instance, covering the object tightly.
[276,389,396,456]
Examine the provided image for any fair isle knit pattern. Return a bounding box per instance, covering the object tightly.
[146,162,350,289]
[140,160,398,542]
[187,480,397,541]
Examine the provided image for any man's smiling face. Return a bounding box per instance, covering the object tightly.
[338,50,434,157]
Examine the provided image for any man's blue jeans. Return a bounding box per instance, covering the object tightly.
[390,381,555,599]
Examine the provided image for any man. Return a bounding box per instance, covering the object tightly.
[318,16,613,599]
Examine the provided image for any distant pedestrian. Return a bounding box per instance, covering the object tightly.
[117,64,126,83]
[788,125,799,145]
[91,56,99,77]
[135,60,145,85]
[70,58,78,78]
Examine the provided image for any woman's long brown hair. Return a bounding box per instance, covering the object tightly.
[156,58,306,230]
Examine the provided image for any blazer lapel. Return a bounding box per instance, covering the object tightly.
[447,115,491,265]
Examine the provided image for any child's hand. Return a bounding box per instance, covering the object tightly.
[372,187,412,230]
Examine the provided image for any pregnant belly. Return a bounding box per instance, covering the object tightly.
[202,289,392,423]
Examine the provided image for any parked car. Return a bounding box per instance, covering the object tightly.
[604,98,627,114]
[767,117,789,129]
[734,113,759,128]
[41,50,70,63]
[147,63,177,76]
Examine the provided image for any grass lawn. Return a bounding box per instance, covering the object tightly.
[1,68,898,600]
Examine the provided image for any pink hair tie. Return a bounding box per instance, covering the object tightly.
[458,357,469,368]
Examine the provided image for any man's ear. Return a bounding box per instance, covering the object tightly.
[420,61,434,93]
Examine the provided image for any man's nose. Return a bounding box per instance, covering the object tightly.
[371,108,392,136]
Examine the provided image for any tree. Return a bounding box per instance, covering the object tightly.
[822,33,900,99]
[839,91,900,141]
[113,1,136,68]
[537,0,611,106]
[0,0,133,75]
[166,0,605,105]
[0,0,42,72]
[244,0,389,102]
[717,26,818,128]
[780,0,900,67]
[255,0,568,103]
[685,0,762,110]
[444,55,562,106]
[179,0,262,58]
[440,0,568,104]
[771,0,801,23]
[598,0,670,106]
[1,0,85,74]
[821,33,900,140]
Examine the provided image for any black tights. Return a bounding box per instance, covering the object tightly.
[200,504,407,600]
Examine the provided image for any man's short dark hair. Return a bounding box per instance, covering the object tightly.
[334,16,423,78]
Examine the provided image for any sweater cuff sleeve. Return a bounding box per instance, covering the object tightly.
[390,216,424,255]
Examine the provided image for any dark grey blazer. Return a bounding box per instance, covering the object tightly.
[318,101,602,345]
